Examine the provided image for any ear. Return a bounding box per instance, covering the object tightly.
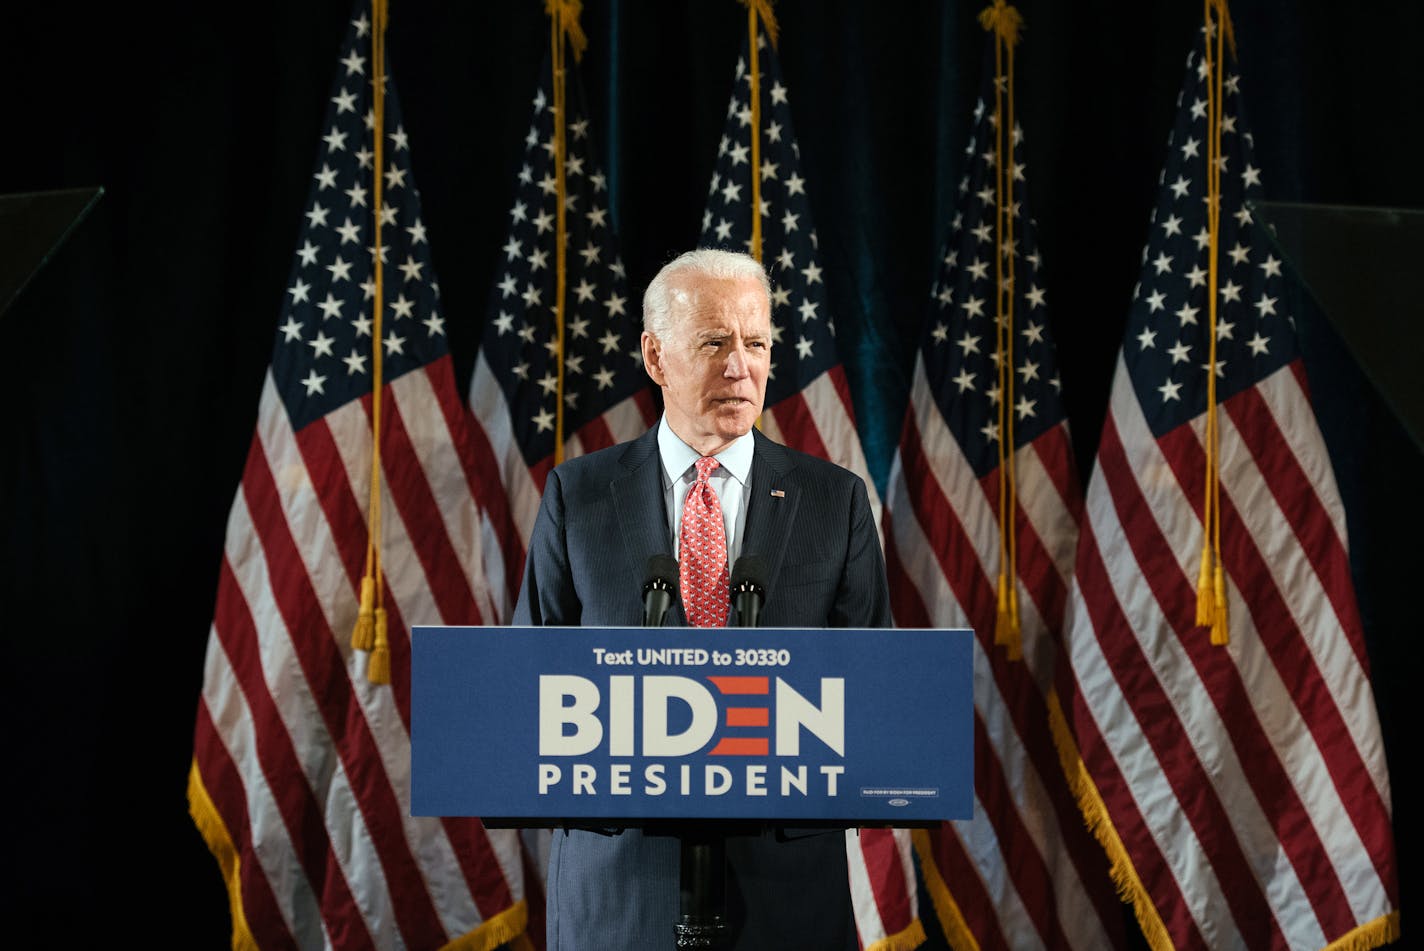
[641,331,667,387]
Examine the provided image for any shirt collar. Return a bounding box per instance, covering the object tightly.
[657,416,754,486]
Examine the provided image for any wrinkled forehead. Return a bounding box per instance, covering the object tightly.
[666,274,770,335]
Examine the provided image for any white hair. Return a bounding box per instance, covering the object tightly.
[642,248,771,341]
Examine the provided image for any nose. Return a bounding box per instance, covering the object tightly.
[724,345,750,379]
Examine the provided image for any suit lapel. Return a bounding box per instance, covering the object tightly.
[611,426,684,625]
[742,429,800,607]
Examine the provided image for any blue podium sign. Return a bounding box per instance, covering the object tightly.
[411,626,973,825]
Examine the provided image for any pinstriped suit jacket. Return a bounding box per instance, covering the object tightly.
[513,424,891,951]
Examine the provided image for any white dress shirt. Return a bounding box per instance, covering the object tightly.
[657,416,753,567]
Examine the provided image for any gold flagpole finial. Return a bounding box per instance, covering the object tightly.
[545,0,589,62]
[738,0,780,50]
[978,0,1023,46]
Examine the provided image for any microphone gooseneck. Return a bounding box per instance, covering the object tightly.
[643,553,679,627]
[729,554,767,628]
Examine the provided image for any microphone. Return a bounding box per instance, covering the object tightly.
[643,554,679,627]
[729,555,767,628]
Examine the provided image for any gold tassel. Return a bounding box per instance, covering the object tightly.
[1194,546,1214,627]
[1210,565,1230,645]
[994,572,1013,646]
[368,607,391,685]
[1003,587,1023,661]
[351,575,376,651]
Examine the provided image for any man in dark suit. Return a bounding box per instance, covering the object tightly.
[514,248,891,950]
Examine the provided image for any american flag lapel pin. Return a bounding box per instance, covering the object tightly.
[770,489,785,498]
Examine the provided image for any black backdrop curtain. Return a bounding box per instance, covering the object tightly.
[3,1,1419,944]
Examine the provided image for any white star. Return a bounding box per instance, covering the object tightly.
[980,420,1000,443]
[336,218,361,245]
[715,218,734,241]
[301,370,326,395]
[1145,290,1167,312]
[599,329,621,354]
[962,295,985,318]
[1254,294,1278,317]
[383,332,406,356]
[1168,340,1192,364]
[1152,252,1174,275]
[352,314,372,337]
[760,159,778,181]
[952,368,976,392]
[288,278,311,304]
[537,372,558,395]
[355,146,373,170]
[930,322,948,344]
[317,293,343,320]
[1158,378,1183,402]
[388,125,409,151]
[398,255,423,282]
[587,205,608,228]
[770,81,788,104]
[341,50,365,76]
[796,336,813,359]
[390,294,415,319]
[1170,175,1191,199]
[343,349,367,375]
[279,317,303,342]
[728,142,750,166]
[1161,213,1183,236]
[1185,264,1207,288]
[1219,280,1241,303]
[533,210,554,234]
[1021,321,1045,344]
[1260,255,1282,278]
[765,121,783,143]
[529,248,550,272]
[322,127,348,152]
[801,262,823,285]
[1216,319,1235,340]
[1228,242,1250,265]
[493,311,514,335]
[966,257,990,282]
[345,182,368,208]
[784,172,806,196]
[798,299,818,322]
[1246,332,1270,355]
[594,367,616,390]
[1176,303,1200,326]
[297,240,320,266]
[406,219,427,244]
[1023,285,1046,309]
[326,256,352,283]
[957,332,981,355]
[1137,327,1157,350]
[721,180,742,204]
[1242,164,1262,188]
[573,278,597,303]
[604,292,627,316]
[579,242,601,266]
[1015,395,1036,419]
[1180,136,1200,158]
[305,203,329,228]
[532,408,555,433]
[1234,206,1253,227]
[521,283,542,308]
[781,210,799,233]
[498,274,518,298]
[569,316,591,339]
[1017,359,1040,382]
[313,164,338,190]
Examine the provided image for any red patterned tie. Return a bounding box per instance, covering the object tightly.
[680,456,729,627]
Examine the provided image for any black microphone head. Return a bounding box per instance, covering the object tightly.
[644,553,679,593]
[730,554,767,594]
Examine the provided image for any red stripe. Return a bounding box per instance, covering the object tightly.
[1225,382,1370,671]
[960,711,1059,947]
[923,825,1011,951]
[899,416,1125,946]
[1029,423,1083,530]
[766,393,831,461]
[380,392,486,626]
[708,676,769,694]
[631,386,659,426]
[241,433,450,948]
[1086,416,1289,946]
[571,413,616,454]
[1155,405,1394,917]
[212,555,377,950]
[193,700,303,951]
[726,707,769,727]
[709,737,769,756]
[857,829,913,937]
[433,357,526,617]
[826,364,861,424]
[884,510,933,629]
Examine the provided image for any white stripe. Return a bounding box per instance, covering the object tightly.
[846,831,891,944]
[601,391,654,444]
[795,369,884,528]
[470,353,541,547]
[201,620,322,949]
[956,791,1043,951]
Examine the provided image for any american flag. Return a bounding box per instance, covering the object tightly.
[467,53,657,623]
[188,5,531,949]
[699,30,881,530]
[1052,24,1399,950]
[697,25,896,948]
[881,42,1128,951]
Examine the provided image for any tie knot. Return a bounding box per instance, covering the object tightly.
[694,456,720,483]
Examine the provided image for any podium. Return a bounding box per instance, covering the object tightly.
[411,625,974,948]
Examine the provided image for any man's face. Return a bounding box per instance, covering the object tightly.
[641,274,772,457]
